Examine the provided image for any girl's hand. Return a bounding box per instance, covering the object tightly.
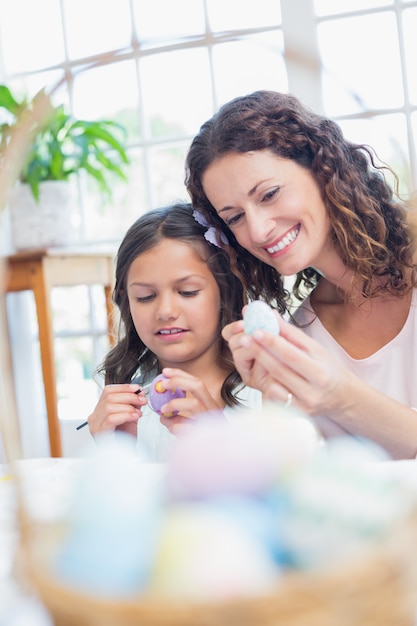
[87,383,148,438]
[157,368,222,433]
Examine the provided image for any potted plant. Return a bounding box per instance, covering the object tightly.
[0,84,130,249]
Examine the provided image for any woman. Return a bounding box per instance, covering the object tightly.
[185,90,417,459]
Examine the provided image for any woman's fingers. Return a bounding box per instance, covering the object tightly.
[247,329,346,415]
[221,319,244,343]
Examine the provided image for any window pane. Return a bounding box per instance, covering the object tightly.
[52,286,92,332]
[0,0,65,73]
[338,113,412,194]
[212,32,287,106]
[318,12,403,116]
[82,148,148,242]
[71,60,140,140]
[133,0,205,45]
[412,112,417,185]
[314,0,393,17]
[148,144,190,208]
[402,8,417,105]
[140,48,214,138]
[63,0,132,59]
[90,285,109,330]
[8,71,70,109]
[207,0,282,31]
[55,336,101,411]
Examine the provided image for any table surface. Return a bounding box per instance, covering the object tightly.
[2,457,417,624]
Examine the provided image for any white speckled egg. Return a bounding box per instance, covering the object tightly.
[244,300,280,336]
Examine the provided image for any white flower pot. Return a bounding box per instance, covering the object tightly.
[9,181,78,251]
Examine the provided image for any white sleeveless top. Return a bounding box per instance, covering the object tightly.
[292,289,417,413]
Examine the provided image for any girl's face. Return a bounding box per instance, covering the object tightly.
[202,149,336,277]
[126,239,221,370]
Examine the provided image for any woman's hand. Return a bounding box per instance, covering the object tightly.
[87,383,148,438]
[222,319,272,392]
[223,316,349,417]
[157,368,222,433]
[224,313,417,459]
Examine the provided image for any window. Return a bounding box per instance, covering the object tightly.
[0,0,286,243]
[314,0,417,193]
[1,0,416,457]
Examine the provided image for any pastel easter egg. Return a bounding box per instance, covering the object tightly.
[150,503,279,601]
[148,374,186,416]
[244,300,280,336]
[166,408,321,501]
[53,434,165,595]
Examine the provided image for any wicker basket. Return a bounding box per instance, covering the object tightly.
[18,510,417,626]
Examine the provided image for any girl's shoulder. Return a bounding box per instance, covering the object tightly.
[232,384,263,409]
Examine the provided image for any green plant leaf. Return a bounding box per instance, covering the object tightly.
[0,84,130,202]
[0,85,22,114]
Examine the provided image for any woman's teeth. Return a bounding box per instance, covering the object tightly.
[266,226,299,254]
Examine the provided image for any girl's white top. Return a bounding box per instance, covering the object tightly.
[292,288,417,437]
[137,385,263,462]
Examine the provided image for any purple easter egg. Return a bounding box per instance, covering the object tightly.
[148,374,186,416]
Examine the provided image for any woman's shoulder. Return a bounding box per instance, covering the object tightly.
[290,294,316,326]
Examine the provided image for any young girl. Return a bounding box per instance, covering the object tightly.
[87,202,261,460]
[185,90,417,459]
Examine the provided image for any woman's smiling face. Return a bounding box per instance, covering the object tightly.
[202,149,333,277]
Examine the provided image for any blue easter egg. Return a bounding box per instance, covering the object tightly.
[244,300,280,336]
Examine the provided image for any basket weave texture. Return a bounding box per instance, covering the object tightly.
[20,511,417,626]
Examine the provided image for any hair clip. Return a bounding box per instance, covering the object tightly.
[192,209,228,247]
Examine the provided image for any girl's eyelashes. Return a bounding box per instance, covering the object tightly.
[136,294,155,302]
[179,289,200,297]
[134,289,201,302]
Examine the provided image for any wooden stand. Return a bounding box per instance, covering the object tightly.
[5,247,116,457]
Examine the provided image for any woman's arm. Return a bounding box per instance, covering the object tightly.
[222,318,417,460]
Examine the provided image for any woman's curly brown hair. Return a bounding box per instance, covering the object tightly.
[185,90,417,309]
